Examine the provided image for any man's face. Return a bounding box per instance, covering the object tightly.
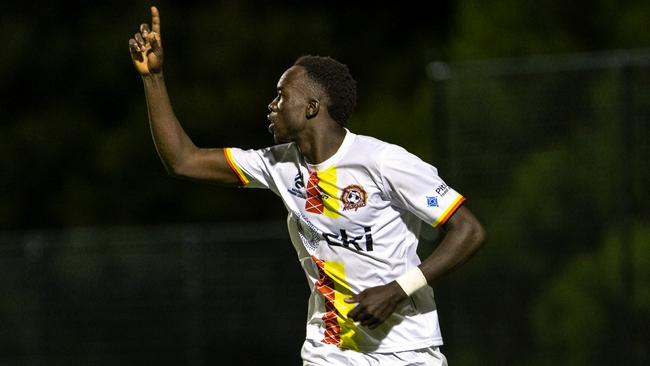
[267,66,313,144]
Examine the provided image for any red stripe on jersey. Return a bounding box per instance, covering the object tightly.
[305,172,324,214]
[311,256,340,346]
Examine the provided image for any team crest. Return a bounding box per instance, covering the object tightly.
[341,184,367,211]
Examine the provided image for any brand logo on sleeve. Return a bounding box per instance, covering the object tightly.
[341,184,367,211]
[427,196,439,207]
[435,183,449,197]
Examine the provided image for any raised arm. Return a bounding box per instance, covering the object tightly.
[128,6,239,185]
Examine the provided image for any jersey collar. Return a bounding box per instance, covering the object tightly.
[305,128,355,171]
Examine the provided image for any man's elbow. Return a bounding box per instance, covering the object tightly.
[445,206,487,248]
[163,159,191,179]
[165,165,182,178]
[472,221,487,248]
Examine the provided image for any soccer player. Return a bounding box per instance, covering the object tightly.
[129,7,486,366]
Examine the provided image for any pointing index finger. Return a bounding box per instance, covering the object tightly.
[150,6,161,35]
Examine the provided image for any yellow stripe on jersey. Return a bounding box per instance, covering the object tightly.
[322,261,361,351]
[223,148,250,186]
[316,166,341,219]
[432,195,465,228]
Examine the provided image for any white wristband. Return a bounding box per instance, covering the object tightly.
[395,267,428,296]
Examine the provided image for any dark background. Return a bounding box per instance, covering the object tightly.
[1,1,649,365]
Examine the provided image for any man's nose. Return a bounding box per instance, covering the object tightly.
[268,99,278,112]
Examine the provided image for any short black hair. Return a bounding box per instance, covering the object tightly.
[294,55,357,126]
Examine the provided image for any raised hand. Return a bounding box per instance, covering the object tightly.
[129,6,163,75]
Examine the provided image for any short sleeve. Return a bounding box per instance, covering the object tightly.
[223,147,274,190]
[381,145,465,228]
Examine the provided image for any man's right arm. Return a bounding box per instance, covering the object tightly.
[141,73,240,184]
[129,6,240,186]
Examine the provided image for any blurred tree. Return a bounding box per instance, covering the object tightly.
[451,0,650,59]
[530,223,649,365]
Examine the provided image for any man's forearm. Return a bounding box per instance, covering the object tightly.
[418,207,486,284]
[142,73,196,174]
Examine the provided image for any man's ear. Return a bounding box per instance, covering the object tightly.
[306,99,320,119]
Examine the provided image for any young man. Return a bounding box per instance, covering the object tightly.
[129,7,485,366]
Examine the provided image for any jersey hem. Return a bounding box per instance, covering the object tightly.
[328,338,443,353]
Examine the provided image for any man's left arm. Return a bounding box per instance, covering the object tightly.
[418,206,486,283]
[346,206,486,329]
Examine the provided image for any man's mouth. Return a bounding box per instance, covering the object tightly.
[267,114,275,134]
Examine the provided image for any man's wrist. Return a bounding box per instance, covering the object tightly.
[142,72,164,83]
[395,267,428,296]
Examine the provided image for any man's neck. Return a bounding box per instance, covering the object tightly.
[297,124,347,165]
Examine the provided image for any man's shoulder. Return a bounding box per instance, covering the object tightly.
[351,133,395,151]
[266,141,298,153]
[350,133,405,157]
[254,142,300,163]
[349,132,431,173]
[229,143,300,169]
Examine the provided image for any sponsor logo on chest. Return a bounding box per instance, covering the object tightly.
[288,170,306,199]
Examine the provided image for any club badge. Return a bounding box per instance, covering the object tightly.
[341,184,367,211]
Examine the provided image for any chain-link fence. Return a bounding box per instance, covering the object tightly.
[0,223,308,365]
[428,49,649,366]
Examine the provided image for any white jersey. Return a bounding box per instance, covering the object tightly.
[225,130,465,353]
